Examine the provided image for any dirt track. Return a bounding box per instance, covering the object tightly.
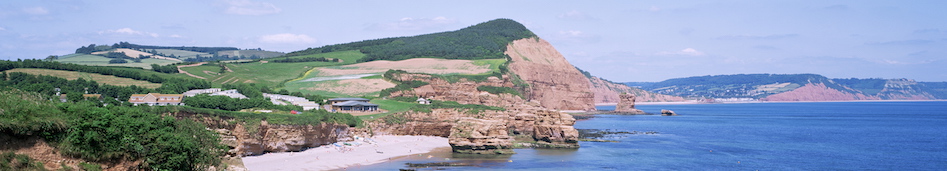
[177,62,208,79]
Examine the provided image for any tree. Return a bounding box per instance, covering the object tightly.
[108,59,128,64]
[45,55,58,61]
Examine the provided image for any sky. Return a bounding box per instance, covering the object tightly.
[2,0,946,82]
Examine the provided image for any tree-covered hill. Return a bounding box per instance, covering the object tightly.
[285,18,536,62]
[76,42,240,54]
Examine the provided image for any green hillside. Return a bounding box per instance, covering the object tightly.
[149,49,212,59]
[218,49,285,58]
[55,54,179,69]
[285,18,535,62]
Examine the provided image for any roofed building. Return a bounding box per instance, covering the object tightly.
[331,100,379,111]
[128,93,184,106]
[327,97,370,104]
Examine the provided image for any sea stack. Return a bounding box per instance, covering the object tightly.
[614,93,645,114]
[661,109,677,116]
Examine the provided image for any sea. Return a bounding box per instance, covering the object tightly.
[356,101,947,170]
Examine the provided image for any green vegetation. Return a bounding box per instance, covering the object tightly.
[146,106,361,127]
[183,94,301,111]
[108,58,128,64]
[379,70,429,97]
[186,50,365,87]
[0,89,223,170]
[105,42,238,54]
[4,68,163,89]
[0,152,46,171]
[271,56,338,63]
[286,19,536,62]
[149,49,211,59]
[217,49,285,59]
[415,100,504,114]
[477,85,521,97]
[367,99,420,116]
[55,54,179,69]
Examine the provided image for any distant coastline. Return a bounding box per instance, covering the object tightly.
[596,99,947,106]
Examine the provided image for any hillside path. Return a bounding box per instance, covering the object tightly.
[177,62,208,79]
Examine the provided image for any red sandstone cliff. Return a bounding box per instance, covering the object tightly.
[377,72,580,154]
[760,83,881,101]
[506,38,595,111]
[588,76,685,103]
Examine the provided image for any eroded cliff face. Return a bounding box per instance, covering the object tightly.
[588,76,685,104]
[376,72,579,154]
[761,83,881,101]
[506,38,595,111]
[173,113,350,157]
[876,79,936,100]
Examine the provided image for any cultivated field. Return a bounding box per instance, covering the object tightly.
[315,58,498,76]
[283,78,396,97]
[149,49,210,59]
[217,50,285,58]
[56,55,180,69]
[5,68,162,88]
[177,50,366,86]
[279,55,505,97]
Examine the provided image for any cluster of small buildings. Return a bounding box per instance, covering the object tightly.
[263,93,320,110]
[129,93,185,106]
[119,88,383,112]
[183,88,247,99]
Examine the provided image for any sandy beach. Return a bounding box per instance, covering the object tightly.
[242,135,450,171]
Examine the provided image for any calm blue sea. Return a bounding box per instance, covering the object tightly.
[357,101,947,170]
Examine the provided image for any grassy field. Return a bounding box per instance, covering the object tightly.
[471,59,506,72]
[217,50,285,58]
[149,49,210,59]
[357,99,420,120]
[4,68,163,88]
[55,54,180,69]
[175,50,366,86]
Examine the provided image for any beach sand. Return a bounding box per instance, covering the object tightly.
[241,135,450,171]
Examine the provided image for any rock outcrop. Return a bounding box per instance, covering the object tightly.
[449,118,515,154]
[588,75,685,104]
[614,93,645,114]
[377,70,580,154]
[506,38,595,111]
[174,113,350,157]
[661,109,677,116]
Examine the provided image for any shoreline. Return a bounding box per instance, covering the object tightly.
[596,99,947,106]
[241,135,450,170]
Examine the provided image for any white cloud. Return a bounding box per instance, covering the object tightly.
[22,7,49,15]
[367,17,457,31]
[169,34,184,38]
[258,33,316,44]
[657,48,706,56]
[0,27,6,31]
[649,6,661,12]
[558,10,595,21]
[221,0,281,15]
[98,28,160,38]
[549,30,601,44]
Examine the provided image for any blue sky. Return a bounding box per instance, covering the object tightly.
[1,0,945,82]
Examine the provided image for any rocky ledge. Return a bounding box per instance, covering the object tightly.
[373,72,580,154]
